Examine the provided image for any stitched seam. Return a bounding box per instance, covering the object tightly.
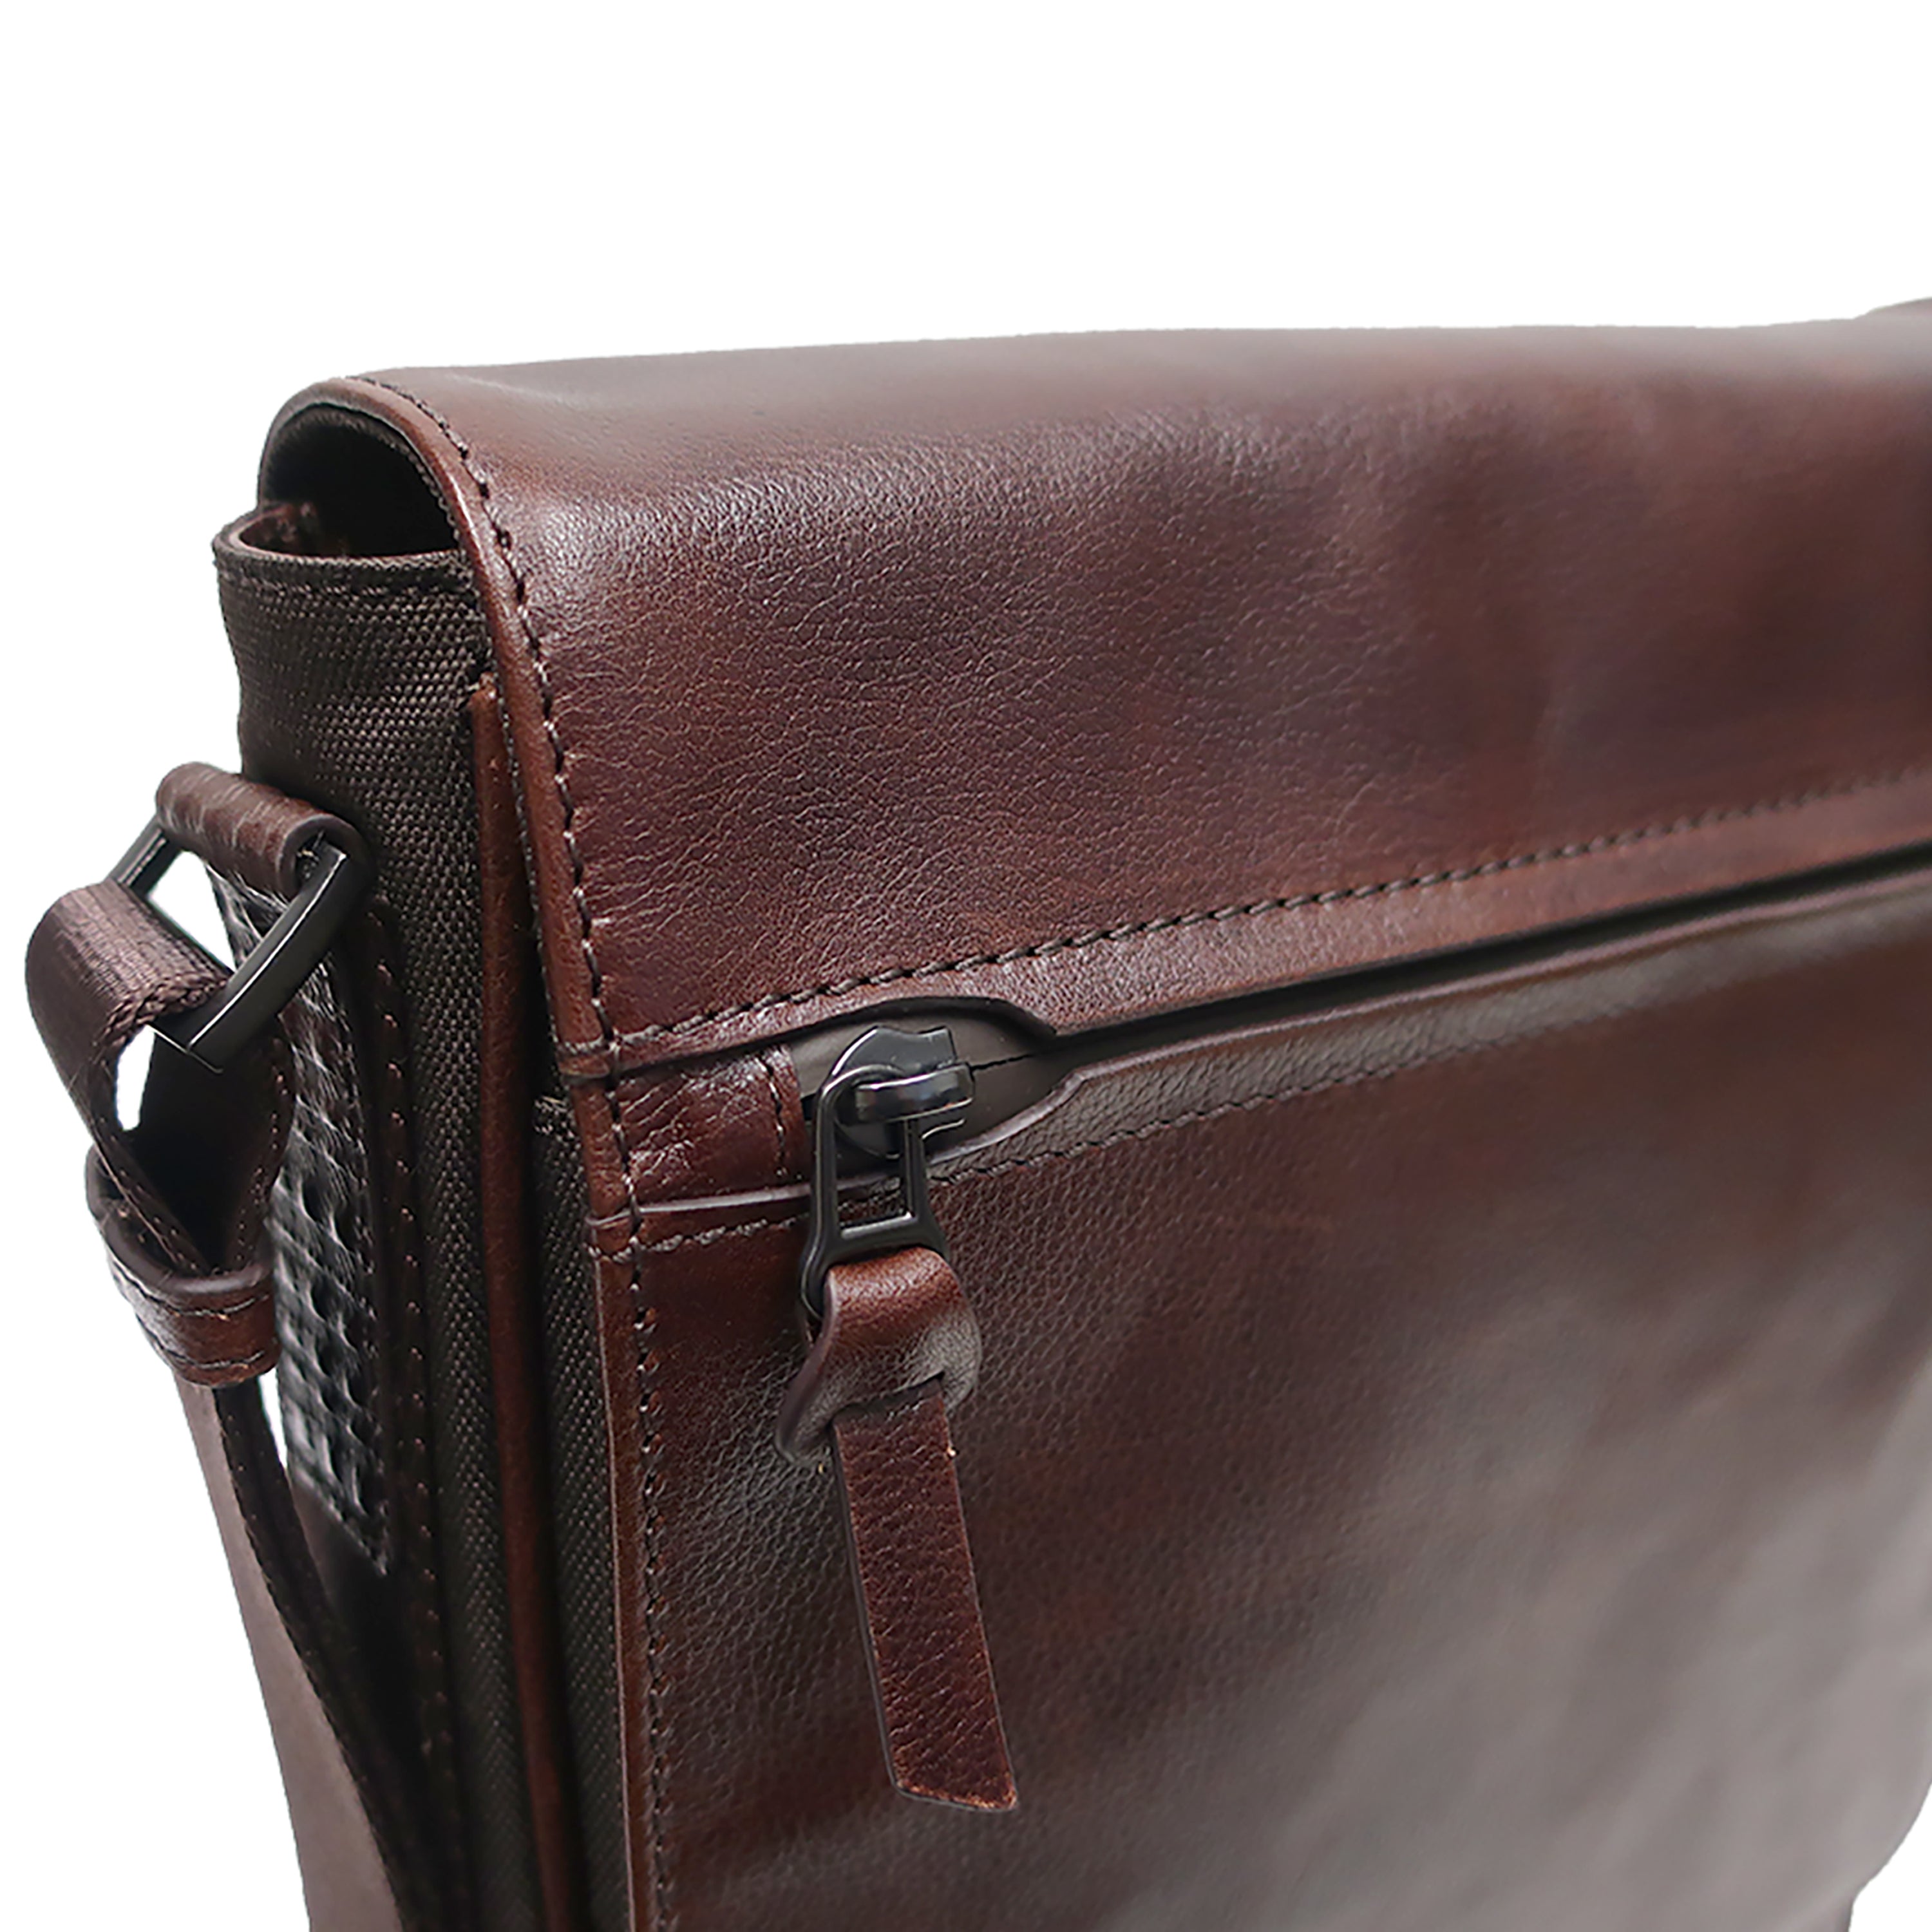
[365,380,676,1931]
[155,1342,279,1376]
[247,1025,295,1254]
[555,759,1932,1060]
[759,1052,789,1182]
[216,560,470,598]
[118,1274,271,1320]
[102,1202,273,1318]
[108,1256,277,1362]
[241,582,472,606]
[616,985,1701,1258]
[361,913,468,1916]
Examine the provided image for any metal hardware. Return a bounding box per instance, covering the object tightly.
[799,1025,974,1318]
[790,1008,1050,1144]
[111,817,368,1072]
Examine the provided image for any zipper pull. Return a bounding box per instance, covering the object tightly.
[778,1026,1018,1812]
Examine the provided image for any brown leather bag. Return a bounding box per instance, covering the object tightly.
[28,319,1932,1932]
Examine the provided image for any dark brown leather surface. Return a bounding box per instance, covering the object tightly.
[159,759,367,898]
[777,1247,983,1461]
[35,319,1932,1930]
[272,319,1932,1081]
[585,855,1932,1932]
[780,1249,1013,1813]
[187,1382,419,1932]
[833,1383,1015,1815]
[245,321,1932,1929]
[87,1149,279,1381]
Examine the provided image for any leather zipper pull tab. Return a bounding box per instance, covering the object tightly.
[780,1247,1016,1811]
[782,1023,1016,1811]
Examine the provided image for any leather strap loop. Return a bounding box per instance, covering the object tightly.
[777,1247,1015,1811]
[776,1245,983,1462]
[157,759,368,900]
[86,1151,279,1385]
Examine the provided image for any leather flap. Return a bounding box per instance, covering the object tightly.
[263,320,1932,1077]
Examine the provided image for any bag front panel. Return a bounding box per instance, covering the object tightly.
[596,864,1932,1932]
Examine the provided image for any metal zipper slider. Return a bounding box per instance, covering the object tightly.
[797,1025,974,1318]
[779,1025,1018,1812]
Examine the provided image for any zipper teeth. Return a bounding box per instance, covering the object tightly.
[1068,838,1932,1057]
[591,829,1932,1244]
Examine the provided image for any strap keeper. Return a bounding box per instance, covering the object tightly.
[86,1152,279,1384]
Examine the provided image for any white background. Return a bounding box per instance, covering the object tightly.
[3,3,1930,1925]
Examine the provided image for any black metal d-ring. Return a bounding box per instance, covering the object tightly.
[111,817,369,1072]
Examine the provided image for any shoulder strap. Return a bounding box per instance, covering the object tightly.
[26,766,435,1932]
